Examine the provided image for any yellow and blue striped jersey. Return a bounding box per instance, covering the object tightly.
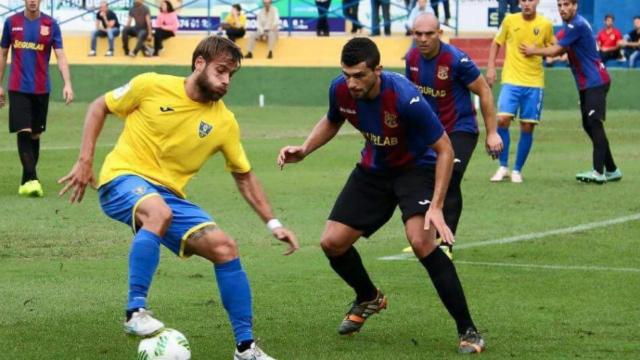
[494,13,554,88]
[99,72,251,198]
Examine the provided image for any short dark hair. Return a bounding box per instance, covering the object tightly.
[634,15,640,20]
[232,4,242,12]
[605,14,614,21]
[341,38,380,70]
[191,36,243,71]
[162,0,174,13]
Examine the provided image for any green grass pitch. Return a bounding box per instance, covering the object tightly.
[0,66,639,359]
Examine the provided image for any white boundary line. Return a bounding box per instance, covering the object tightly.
[379,213,640,262]
[454,260,640,273]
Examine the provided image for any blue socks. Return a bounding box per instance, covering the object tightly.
[514,131,533,172]
[497,127,510,167]
[215,258,254,343]
[127,229,161,311]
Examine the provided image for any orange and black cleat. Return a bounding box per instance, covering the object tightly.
[338,289,387,335]
[458,328,486,354]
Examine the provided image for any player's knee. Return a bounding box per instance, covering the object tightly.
[497,116,511,127]
[203,232,238,262]
[320,235,346,256]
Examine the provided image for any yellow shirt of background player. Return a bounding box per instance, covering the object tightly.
[99,72,251,198]
[495,13,554,88]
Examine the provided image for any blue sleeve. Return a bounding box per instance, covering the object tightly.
[52,21,63,49]
[326,81,342,123]
[558,23,582,48]
[1,19,11,48]
[400,90,444,146]
[454,53,481,86]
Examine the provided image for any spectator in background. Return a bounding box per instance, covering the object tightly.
[88,1,120,57]
[245,0,279,59]
[343,0,361,34]
[431,0,450,26]
[370,0,391,36]
[152,0,179,56]
[406,0,434,35]
[497,0,520,27]
[220,4,246,42]
[596,14,623,62]
[315,0,331,36]
[122,0,152,57]
[621,16,640,68]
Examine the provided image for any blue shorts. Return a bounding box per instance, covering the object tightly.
[497,84,544,123]
[98,175,215,257]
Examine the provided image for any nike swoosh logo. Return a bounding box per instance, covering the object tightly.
[418,199,431,205]
[160,106,174,112]
[460,57,470,63]
[454,158,462,163]
[588,110,595,116]
[410,96,420,104]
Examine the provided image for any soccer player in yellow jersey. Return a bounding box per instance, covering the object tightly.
[486,0,553,183]
[58,36,298,360]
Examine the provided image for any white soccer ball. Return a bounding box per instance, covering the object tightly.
[137,328,191,360]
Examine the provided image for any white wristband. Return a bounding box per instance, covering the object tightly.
[266,219,283,231]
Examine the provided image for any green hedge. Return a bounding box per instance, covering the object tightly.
[41,65,640,110]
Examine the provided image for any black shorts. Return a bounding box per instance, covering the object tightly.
[449,131,479,176]
[9,91,50,133]
[579,83,609,123]
[329,165,436,238]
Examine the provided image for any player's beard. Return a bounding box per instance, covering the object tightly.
[196,72,226,102]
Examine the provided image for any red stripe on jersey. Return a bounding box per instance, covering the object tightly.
[8,16,23,91]
[335,82,359,127]
[406,48,421,84]
[380,88,413,168]
[33,17,51,93]
[434,52,457,133]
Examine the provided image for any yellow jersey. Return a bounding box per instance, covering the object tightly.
[99,72,251,198]
[494,13,554,88]
[224,13,246,29]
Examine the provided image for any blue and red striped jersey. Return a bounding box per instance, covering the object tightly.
[327,71,444,172]
[405,42,480,134]
[1,12,63,94]
[558,15,610,90]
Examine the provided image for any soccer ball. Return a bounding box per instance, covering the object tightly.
[137,328,191,360]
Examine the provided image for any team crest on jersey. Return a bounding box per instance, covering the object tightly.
[437,65,449,80]
[198,121,213,138]
[384,112,398,128]
[40,25,50,36]
[132,186,147,196]
[533,27,540,36]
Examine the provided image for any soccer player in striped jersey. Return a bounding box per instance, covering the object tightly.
[520,0,621,184]
[406,13,503,257]
[278,38,485,354]
[0,0,73,197]
[487,0,554,183]
[59,36,298,360]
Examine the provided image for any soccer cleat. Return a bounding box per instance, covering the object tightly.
[234,343,275,360]
[458,328,486,354]
[338,289,387,335]
[124,308,165,337]
[490,166,510,182]
[576,170,606,184]
[18,180,44,197]
[510,171,523,183]
[605,169,622,182]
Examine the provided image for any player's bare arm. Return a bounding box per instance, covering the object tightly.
[277,114,343,169]
[424,133,455,245]
[486,41,501,87]
[520,43,566,57]
[53,48,74,105]
[231,171,299,255]
[467,75,503,159]
[58,96,110,203]
[0,47,8,108]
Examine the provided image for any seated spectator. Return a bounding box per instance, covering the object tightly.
[152,0,179,56]
[621,16,640,68]
[220,4,246,42]
[122,0,152,57]
[245,0,279,59]
[88,1,120,56]
[406,0,434,36]
[596,14,624,62]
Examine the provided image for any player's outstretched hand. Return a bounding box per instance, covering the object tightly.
[277,145,306,170]
[424,207,455,245]
[58,160,97,203]
[0,86,5,109]
[271,227,300,255]
[486,131,504,160]
[63,84,74,105]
